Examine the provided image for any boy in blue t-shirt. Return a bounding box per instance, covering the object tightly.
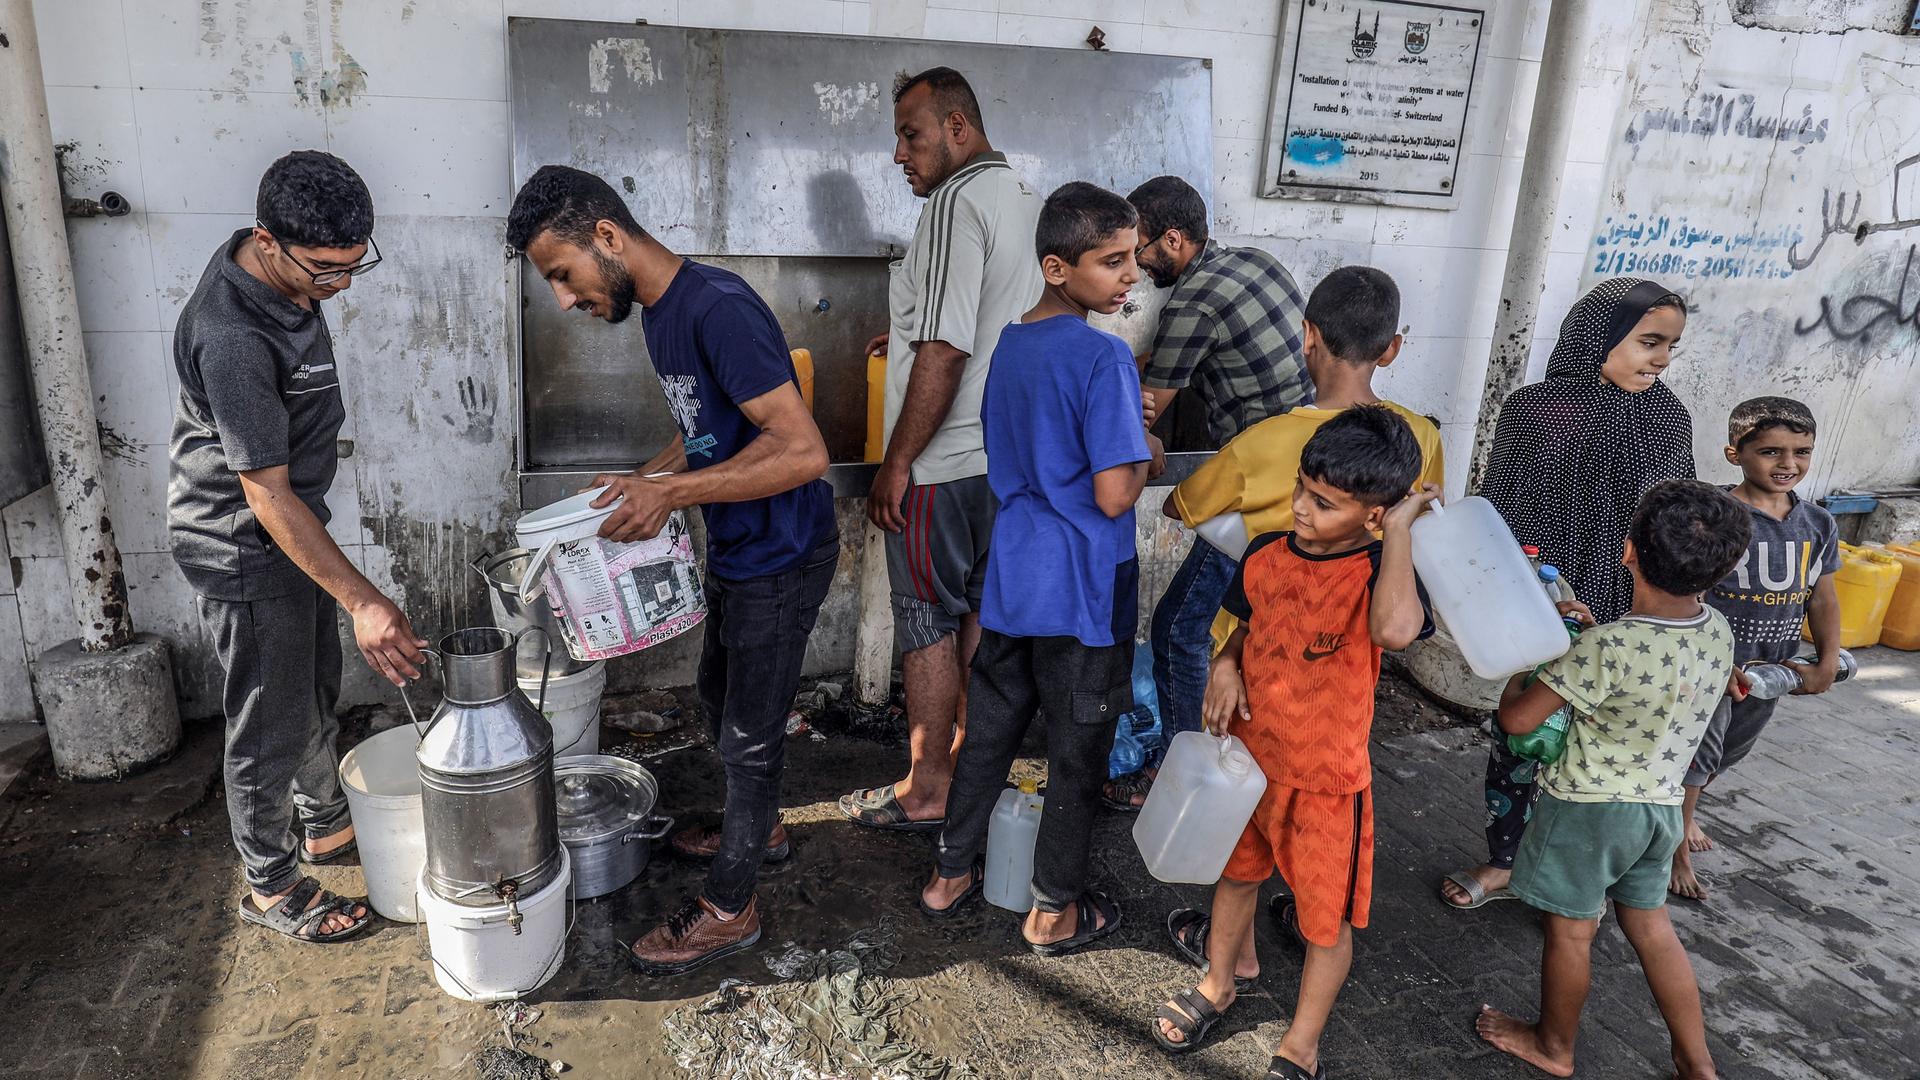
[918,182,1159,954]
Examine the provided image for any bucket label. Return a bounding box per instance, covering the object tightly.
[536,511,707,662]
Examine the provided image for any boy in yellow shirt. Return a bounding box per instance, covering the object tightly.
[1105,266,1444,812]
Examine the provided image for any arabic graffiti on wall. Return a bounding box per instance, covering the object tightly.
[1621,91,1831,158]
[1590,213,1802,281]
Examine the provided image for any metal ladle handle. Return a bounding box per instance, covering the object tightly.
[399,649,444,740]
[512,625,553,715]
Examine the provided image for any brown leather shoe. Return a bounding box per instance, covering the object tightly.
[669,821,791,863]
[629,894,762,976]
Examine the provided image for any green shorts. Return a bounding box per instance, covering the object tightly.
[1509,793,1682,919]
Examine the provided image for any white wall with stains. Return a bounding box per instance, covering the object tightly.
[2,0,1644,719]
[1590,0,1920,498]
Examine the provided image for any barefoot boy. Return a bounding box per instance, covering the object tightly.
[1151,406,1436,1079]
[1480,479,1750,1079]
[918,182,1159,952]
[1671,397,1841,900]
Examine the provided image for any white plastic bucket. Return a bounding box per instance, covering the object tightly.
[519,661,606,759]
[516,486,706,662]
[338,724,428,923]
[417,847,572,1002]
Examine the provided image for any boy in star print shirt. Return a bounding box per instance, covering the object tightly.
[1478,480,1750,1080]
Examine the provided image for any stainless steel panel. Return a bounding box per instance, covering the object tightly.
[523,255,886,469]
[0,201,50,508]
[520,453,1215,506]
[507,20,1215,259]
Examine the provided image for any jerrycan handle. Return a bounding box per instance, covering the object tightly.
[399,648,445,740]
[516,536,560,604]
[513,625,554,714]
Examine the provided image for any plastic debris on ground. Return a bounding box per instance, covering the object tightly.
[1107,640,1162,778]
[474,1045,553,1080]
[662,919,975,1080]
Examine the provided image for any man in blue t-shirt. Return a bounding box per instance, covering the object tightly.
[508,166,838,976]
[918,182,1157,955]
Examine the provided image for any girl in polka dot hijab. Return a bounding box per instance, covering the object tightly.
[1480,277,1697,625]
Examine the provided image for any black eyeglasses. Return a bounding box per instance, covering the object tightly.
[257,223,382,285]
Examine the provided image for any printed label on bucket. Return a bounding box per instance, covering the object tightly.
[539,512,706,662]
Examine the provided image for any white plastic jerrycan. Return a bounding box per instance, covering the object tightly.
[984,779,1044,912]
[1134,731,1267,884]
[1409,495,1571,680]
[1195,511,1251,561]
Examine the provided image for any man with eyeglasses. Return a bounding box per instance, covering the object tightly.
[167,150,421,944]
[1101,175,1312,814]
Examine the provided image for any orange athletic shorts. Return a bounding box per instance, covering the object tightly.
[1224,784,1374,947]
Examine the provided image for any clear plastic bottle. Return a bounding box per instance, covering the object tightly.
[984,780,1044,912]
[1741,648,1859,700]
[1134,731,1268,884]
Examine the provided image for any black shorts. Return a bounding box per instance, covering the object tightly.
[884,474,995,653]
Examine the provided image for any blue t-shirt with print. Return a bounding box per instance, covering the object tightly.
[640,260,835,581]
[980,316,1151,647]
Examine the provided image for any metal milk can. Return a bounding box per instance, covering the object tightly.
[413,627,563,917]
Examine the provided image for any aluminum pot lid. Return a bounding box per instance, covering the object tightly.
[553,755,659,843]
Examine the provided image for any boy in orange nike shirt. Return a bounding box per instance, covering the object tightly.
[1150,406,1437,1080]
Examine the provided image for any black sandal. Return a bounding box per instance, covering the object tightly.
[1151,986,1225,1054]
[238,877,372,944]
[919,861,984,920]
[1101,770,1154,812]
[1166,908,1257,992]
[299,835,358,866]
[1268,896,1311,951]
[1267,1053,1326,1079]
[1025,889,1122,957]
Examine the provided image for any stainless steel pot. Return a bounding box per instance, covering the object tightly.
[553,755,673,900]
[471,549,593,681]
[413,626,564,909]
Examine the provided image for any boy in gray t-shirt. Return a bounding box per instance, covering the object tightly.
[1671,397,1842,900]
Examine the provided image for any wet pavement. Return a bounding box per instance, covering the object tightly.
[0,650,1915,1079]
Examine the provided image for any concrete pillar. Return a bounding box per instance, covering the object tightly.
[1465,0,1595,493]
[0,0,135,650]
[1,2,179,778]
[854,520,893,705]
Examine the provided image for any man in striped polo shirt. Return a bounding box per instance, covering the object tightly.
[840,67,1043,833]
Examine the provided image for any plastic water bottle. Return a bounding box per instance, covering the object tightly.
[1195,512,1250,561]
[1409,497,1572,680]
[1134,731,1268,884]
[1538,563,1576,604]
[1507,606,1583,765]
[984,780,1044,912]
[1741,649,1858,700]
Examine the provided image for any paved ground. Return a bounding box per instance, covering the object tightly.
[0,650,1915,1079]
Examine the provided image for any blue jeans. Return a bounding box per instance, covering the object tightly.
[1145,541,1238,770]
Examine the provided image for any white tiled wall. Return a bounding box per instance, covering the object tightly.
[10,0,1638,715]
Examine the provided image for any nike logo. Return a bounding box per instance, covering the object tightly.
[1301,631,1348,662]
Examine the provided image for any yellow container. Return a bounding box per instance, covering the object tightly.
[1806,542,1902,647]
[789,349,815,413]
[864,352,887,463]
[1877,542,1920,650]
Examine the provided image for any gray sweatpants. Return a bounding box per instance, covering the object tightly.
[197,581,350,895]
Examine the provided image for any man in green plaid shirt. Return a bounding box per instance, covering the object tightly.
[1104,175,1312,814]
[1129,176,1311,445]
